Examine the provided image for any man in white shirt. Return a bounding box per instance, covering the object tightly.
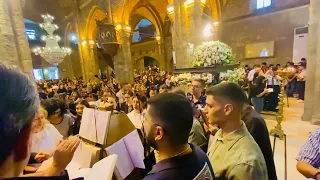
[297,63,307,102]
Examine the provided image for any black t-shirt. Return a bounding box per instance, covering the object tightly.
[250,76,265,97]
[143,144,215,180]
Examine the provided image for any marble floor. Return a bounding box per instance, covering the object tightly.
[264,98,319,180]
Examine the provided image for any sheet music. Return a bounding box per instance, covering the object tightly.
[79,108,111,145]
[69,155,118,180]
[105,139,134,179]
[123,130,145,169]
[85,154,118,180]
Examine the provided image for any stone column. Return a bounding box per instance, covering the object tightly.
[8,0,33,76]
[114,29,134,84]
[0,0,33,76]
[302,0,320,124]
[72,0,87,81]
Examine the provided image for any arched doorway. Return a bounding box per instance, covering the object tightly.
[135,56,160,70]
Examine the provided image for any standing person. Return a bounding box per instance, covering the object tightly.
[170,88,208,151]
[143,93,215,179]
[248,64,262,81]
[286,62,297,97]
[41,98,75,138]
[265,66,281,111]
[242,104,278,180]
[188,79,206,118]
[0,63,80,179]
[250,72,269,114]
[296,63,307,103]
[205,82,267,179]
[296,128,320,179]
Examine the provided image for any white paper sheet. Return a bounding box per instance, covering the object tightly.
[123,130,145,169]
[79,108,111,145]
[105,139,134,180]
[69,155,118,180]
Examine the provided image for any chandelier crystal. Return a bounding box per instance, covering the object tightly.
[33,14,71,66]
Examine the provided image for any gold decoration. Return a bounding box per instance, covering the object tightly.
[270,70,295,140]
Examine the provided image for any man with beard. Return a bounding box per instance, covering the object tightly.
[205,82,267,180]
[142,93,214,180]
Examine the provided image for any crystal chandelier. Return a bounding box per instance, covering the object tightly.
[33,14,71,66]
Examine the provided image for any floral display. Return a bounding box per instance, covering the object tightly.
[191,41,235,67]
[172,73,213,85]
[219,68,246,84]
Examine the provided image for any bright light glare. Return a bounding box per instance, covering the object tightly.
[203,24,213,37]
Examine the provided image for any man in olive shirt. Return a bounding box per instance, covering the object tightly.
[204,82,268,179]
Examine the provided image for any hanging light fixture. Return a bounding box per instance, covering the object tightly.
[33,14,71,66]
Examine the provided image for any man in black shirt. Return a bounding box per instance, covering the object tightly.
[143,93,215,179]
[242,104,278,180]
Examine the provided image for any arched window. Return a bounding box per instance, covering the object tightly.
[257,0,271,9]
[132,19,157,43]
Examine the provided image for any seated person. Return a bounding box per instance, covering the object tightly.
[127,96,147,129]
[169,88,208,152]
[121,90,133,113]
[73,100,90,135]
[0,63,80,179]
[41,98,75,138]
[296,128,320,179]
[31,107,62,156]
[143,93,215,179]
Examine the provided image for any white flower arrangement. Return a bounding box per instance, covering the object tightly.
[172,73,213,85]
[219,68,246,83]
[191,41,234,67]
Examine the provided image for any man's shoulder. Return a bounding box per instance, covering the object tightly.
[231,134,265,165]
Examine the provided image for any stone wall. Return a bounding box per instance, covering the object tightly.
[221,0,309,66]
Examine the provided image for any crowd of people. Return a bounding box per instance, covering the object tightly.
[244,58,307,114]
[0,57,317,180]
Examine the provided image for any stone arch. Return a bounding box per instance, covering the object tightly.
[124,2,164,37]
[133,55,161,70]
[85,6,108,41]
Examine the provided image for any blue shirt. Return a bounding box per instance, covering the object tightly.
[296,128,320,168]
[143,144,215,180]
[188,95,206,108]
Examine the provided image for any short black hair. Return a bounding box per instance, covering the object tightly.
[169,88,186,97]
[262,62,267,66]
[192,78,205,88]
[41,98,67,118]
[253,64,261,68]
[206,82,247,108]
[301,58,306,61]
[0,63,39,167]
[147,93,193,146]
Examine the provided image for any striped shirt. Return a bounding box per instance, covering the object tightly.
[296,128,320,168]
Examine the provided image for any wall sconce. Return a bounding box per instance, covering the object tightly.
[203,24,213,37]
[81,40,87,46]
[125,25,131,31]
[89,40,95,45]
[167,4,174,13]
[156,36,161,41]
[184,0,194,7]
[213,21,219,26]
[115,23,122,30]
[201,0,206,3]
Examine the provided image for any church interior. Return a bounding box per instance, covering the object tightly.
[1,0,320,180]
